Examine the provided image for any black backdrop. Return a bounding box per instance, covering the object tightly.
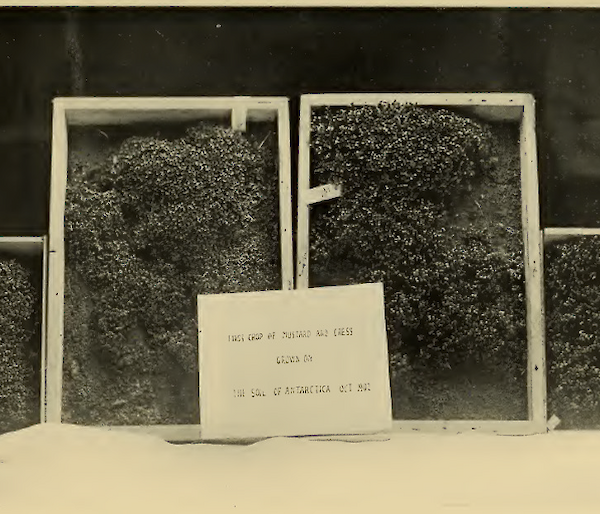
[1,7,600,235]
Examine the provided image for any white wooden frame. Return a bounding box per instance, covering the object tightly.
[543,227,600,431]
[47,97,293,442]
[544,227,600,243]
[297,93,546,435]
[0,236,48,424]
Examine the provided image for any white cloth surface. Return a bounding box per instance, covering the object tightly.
[0,423,597,513]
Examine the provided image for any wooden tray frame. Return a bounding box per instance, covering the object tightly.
[47,97,293,442]
[297,93,546,435]
[543,227,600,431]
[0,236,48,425]
[544,227,600,242]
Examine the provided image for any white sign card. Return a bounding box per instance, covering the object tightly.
[198,283,392,440]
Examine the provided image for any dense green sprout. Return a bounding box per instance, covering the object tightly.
[64,122,280,425]
[0,257,39,433]
[310,103,527,419]
[546,236,600,429]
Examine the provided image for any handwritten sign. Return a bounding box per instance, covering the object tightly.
[198,283,392,440]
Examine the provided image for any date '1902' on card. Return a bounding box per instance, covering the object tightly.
[198,283,392,440]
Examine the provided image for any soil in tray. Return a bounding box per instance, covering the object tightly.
[545,236,600,429]
[309,103,528,420]
[63,120,281,426]
[0,252,42,433]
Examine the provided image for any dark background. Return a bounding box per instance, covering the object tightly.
[1,7,600,235]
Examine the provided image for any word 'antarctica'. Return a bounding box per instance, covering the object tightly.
[227,327,354,343]
[233,382,372,398]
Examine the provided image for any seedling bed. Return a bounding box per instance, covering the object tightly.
[47,98,292,439]
[0,237,46,433]
[298,93,544,434]
[545,233,600,430]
